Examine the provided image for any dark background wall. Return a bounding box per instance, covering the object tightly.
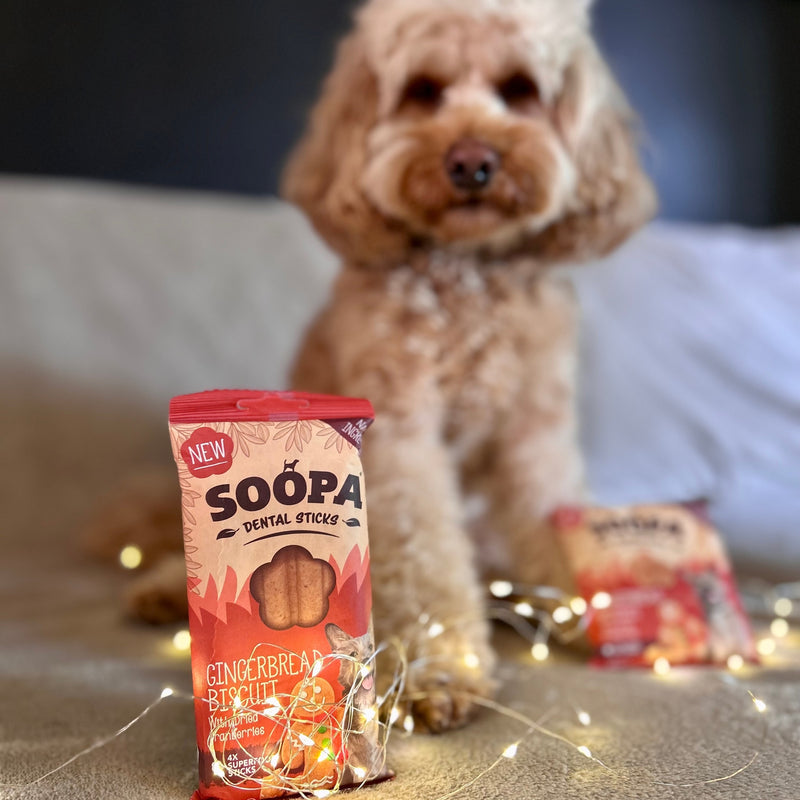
[2,0,798,225]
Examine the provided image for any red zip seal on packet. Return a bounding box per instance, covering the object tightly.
[169,390,389,799]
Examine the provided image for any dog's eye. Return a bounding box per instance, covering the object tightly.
[497,72,541,110]
[401,75,444,109]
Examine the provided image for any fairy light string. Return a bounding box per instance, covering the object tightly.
[3,574,795,798]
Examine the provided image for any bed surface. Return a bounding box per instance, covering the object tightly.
[1,176,798,799]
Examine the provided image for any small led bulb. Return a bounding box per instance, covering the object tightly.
[653,657,671,676]
[514,602,534,617]
[490,580,514,598]
[502,743,518,759]
[726,654,744,671]
[119,545,143,570]
[531,643,549,662]
[552,606,573,624]
[570,596,588,616]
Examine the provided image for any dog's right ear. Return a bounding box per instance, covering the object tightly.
[282,32,407,266]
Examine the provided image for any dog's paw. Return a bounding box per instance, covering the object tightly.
[82,466,182,567]
[124,553,188,624]
[404,639,497,733]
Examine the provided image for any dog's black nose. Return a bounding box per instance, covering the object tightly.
[445,139,500,191]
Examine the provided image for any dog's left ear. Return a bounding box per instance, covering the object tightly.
[535,41,657,262]
[325,623,348,650]
[282,31,408,266]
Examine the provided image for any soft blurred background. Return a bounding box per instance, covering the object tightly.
[1,0,798,577]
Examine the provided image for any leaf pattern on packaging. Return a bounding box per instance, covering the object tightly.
[171,420,271,592]
[316,422,346,453]
[170,422,211,592]
[273,420,314,453]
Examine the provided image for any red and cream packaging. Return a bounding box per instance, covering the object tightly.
[169,390,386,799]
[552,503,757,668]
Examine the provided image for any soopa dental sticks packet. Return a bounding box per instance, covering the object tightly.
[169,390,388,799]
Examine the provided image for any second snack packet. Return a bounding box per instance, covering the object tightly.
[169,390,386,799]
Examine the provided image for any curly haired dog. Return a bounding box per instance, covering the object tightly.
[282,0,654,731]
[84,0,654,733]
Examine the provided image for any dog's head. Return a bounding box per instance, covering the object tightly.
[283,0,655,267]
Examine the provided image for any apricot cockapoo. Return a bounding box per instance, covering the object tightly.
[284,0,654,731]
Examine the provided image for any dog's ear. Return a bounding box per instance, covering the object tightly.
[325,623,349,651]
[533,43,656,262]
[282,32,407,265]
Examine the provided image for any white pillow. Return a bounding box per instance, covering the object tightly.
[572,223,800,575]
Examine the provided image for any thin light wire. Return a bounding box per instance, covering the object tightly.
[0,690,180,790]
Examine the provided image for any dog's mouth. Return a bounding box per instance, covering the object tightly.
[360,671,374,692]
[435,197,513,240]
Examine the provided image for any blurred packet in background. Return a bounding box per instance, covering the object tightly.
[552,502,757,668]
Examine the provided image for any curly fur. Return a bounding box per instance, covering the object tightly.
[285,0,655,731]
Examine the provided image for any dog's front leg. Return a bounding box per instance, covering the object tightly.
[487,348,587,591]
[361,412,496,732]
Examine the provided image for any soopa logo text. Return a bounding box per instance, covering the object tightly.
[205,462,363,522]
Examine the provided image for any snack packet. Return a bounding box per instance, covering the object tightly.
[169,390,387,799]
[552,503,757,668]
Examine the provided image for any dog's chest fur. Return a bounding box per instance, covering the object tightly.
[326,251,578,454]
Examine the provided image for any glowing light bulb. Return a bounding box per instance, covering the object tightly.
[770,618,790,638]
[403,714,415,733]
[464,653,480,669]
[119,545,143,570]
[552,606,573,624]
[577,745,593,759]
[502,743,518,759]
[312,659,324,677]
[172,629,191,651]
[570,596,588,616]
[269,754,280,769]
[490,580,514,598]
[752,697,767,713]
[428,622,444,638]
[514,602,534,617]
[353,766,367,780]
[653,657,671,676]
[359,664,371,679]
[757,638,776,656]
[577,710,591,726]
[390,707,401,726]
[317,748,335,763]
[774,598,793,618]
[299,733,315,747]
[211,761,226,778]
[361,706,377,723]
[261,697,282,717]
[160,687,174,699]
[726,654,744,671]
[313,791,332,799]
[590,591,612,610]
[233,694,243,710]
[531,643,549,662]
